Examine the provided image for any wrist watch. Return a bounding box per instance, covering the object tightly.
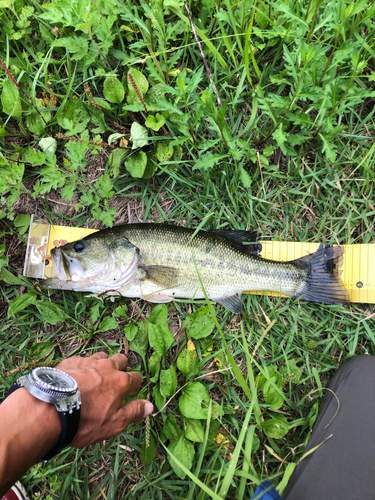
[1,366,81,461]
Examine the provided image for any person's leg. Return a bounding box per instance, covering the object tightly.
[284,355,375,500]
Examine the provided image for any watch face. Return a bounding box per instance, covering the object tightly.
[32,367,77,393]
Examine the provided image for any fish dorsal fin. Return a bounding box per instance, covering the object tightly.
[140,265,180,287]
[214,293,243,314]
[209,230,261,256]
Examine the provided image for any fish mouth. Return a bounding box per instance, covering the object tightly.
[51,247,82,281]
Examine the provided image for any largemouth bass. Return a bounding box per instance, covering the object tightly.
[43,224,349,313]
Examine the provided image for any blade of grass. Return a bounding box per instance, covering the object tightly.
[218,401,254,498]
[236,424,258,500]
[162,442,223,500]
[244,7,259,86]
[171,8,228,69]
[276,462,297,495]
[224,0,244,56]
[186,400,213,500]
[217,18,237,67]
[242,317,292,407]
[241,322,262,427]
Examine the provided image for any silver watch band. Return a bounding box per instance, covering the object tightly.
[1,367,81,460]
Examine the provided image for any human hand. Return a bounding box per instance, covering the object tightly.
[56,352,153,448]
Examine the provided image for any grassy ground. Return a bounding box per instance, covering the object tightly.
[1,0,375,498]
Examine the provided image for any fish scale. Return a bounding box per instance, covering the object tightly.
[123,225,300,297]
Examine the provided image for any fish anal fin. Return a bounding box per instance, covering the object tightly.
[140,265,179,287]
[292,244,350,305]
[214,293,243,314]
[210,230,261,256]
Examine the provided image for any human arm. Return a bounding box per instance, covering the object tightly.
[0,352,153,495]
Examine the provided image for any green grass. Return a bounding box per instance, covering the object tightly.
[1,0,375,498]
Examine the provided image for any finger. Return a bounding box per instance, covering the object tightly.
[108,353,128,372]
[120,399,154,426]
[56,355,79,369]
[127,372,142,396]
[90,352,108,360]
[125,371,143,395]
[116,370,142,398]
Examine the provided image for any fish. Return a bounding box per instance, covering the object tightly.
[42,223,350,314]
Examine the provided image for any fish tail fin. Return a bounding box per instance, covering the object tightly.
[291,244,350,305]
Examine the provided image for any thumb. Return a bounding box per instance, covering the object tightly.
[121,399,154,426]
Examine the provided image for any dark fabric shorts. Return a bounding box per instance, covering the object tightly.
[284,355,375,500]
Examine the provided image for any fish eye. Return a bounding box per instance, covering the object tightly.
[74,241,85,253]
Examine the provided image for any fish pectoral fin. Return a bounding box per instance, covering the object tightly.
[209,230,261,256]
[213,293,243,314]
[140,265,179,287]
